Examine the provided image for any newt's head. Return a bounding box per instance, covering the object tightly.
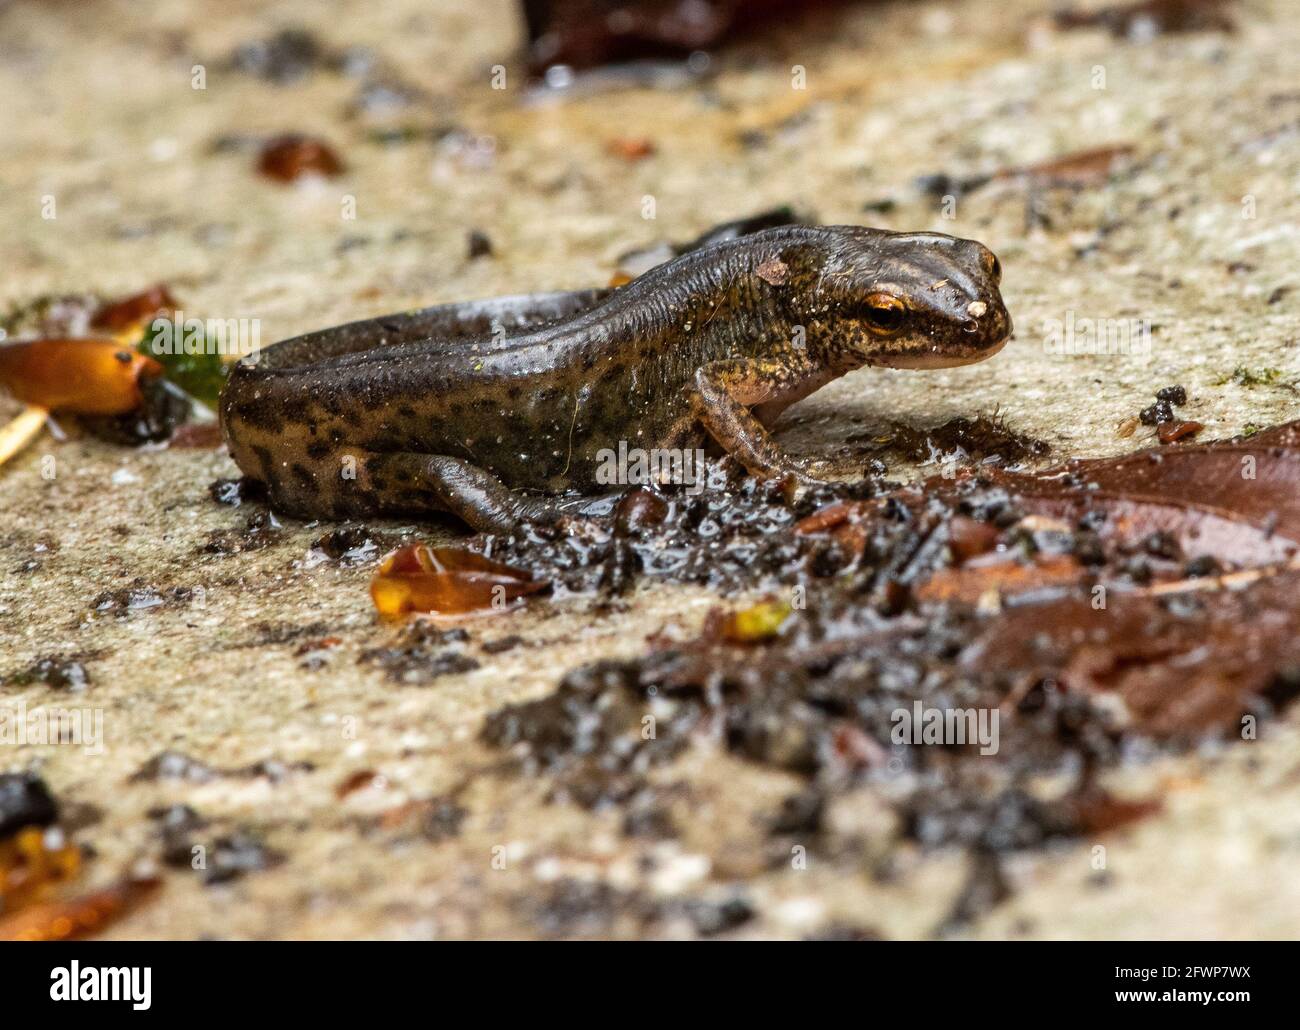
[810,228,1012,370]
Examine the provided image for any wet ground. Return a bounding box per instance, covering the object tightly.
[1,0,1299,938]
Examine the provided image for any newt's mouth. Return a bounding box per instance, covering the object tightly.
[872,333,1009,369]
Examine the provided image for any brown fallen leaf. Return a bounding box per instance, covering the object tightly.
[606,137,656,161]
[1002,144,1136,188]
[258,135,345,182]
[523,0,849,73]
[92,283,178,333]
[1059,789,1163,834]
[1157,418,1204,444]
[797,420,1300,603]
[991,422,1300,564]
[917,554,1084,603]
[969,567,1300,736]
[1054,0,1236,40]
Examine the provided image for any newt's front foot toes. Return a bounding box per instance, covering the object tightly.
[757,460,832,500]
[777,457,836,489]
[553,513,607,541]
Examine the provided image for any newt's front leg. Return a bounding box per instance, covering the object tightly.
[690,357,824,483]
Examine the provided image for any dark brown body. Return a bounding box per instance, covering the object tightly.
[221,225,1012,531]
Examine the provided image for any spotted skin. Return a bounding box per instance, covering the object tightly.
[220,225,1012,531]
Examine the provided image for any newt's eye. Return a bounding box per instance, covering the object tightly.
[863,293,905,335]
[990,255,1002,284]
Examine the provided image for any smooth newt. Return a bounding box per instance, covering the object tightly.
[220,225,1011,531]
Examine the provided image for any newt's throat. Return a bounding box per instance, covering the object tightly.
[870,335,1008,370]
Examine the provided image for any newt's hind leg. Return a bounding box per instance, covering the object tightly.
[365,453,567,534]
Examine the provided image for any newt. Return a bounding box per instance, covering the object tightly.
[220,225,1011,532]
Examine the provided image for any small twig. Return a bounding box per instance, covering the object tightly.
[0,405,48,467]
[1144,556,1300,596]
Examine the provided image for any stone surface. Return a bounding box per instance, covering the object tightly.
[1,0,1297,938]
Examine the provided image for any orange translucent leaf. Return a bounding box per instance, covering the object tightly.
[0,827,82,910]
[0,877,159,941]
[370,544,547,616]
[0,337,162,414]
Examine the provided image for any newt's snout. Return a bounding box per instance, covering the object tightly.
[960,292,1013,360]
[952,239,1013,359]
